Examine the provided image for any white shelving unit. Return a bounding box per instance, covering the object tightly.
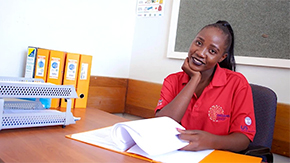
[0,77,79,130]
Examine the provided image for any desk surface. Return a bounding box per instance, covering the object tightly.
[0,107,149,163]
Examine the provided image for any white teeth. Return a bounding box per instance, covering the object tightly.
[194,58,202,63]
[192,57,204,66]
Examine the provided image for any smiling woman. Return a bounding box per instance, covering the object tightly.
[155,20,257,157]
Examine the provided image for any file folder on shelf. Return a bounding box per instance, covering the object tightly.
[24,46,38,78]
[74,54,92,109]
[60,53,80,108]
[34,48,50,82]
[46,50,66,108]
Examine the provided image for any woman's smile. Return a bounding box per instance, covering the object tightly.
[191,56,205,66]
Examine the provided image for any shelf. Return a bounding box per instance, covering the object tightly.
[0,77,79,130]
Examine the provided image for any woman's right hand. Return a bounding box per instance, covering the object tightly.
[182,57,201,80]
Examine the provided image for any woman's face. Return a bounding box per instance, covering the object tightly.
[188,27,228,73]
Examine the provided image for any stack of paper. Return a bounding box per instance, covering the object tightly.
[67,116,214,163]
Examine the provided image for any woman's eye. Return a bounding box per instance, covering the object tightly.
[196,41,202,46]
[210,49,217,54]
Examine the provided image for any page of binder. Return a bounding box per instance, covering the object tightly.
[69,116,215,163]
[111,116,189,156]
[127,144,213,163]
[69,125,213,163]
[70,126,123,152]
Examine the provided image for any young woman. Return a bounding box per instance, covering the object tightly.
[155,21,256,152]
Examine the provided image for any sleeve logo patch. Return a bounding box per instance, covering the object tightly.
[245,117,252,126]
[157,99,163,106]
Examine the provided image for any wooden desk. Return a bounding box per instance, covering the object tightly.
[0,107,149,163]
[0,107,262,163]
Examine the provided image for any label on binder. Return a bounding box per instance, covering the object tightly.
[66,59,78,80]
[36,55,46,77]
[80,63,88,80]
[49,57,60,79]
[24,47,37,78]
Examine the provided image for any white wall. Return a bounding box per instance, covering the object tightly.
[129,0,290,104]
[0,0,136,78]
[0,0,289,104]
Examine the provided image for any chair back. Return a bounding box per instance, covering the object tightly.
[249,84,277,149]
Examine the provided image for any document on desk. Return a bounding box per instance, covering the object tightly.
[67,116,214,163]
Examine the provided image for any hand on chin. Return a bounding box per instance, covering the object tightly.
[182,57,202,78]
[189,57,204,72]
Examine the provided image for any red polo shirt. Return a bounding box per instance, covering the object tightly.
[155,64,256,141]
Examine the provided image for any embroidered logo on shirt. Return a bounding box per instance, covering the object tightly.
[240,125,255,133]
[157,99,163,106]
[244,117,252,126]
[208,105,229,122]
[240,117,254,133]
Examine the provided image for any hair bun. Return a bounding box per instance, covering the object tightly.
[216,20,230,27]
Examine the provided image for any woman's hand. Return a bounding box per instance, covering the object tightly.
[182,57,201,80]
[177,128,250,152]
[177,129,215,151]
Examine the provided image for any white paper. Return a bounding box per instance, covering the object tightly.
[36,56,46,77]
[49,57,60,79]
[80,63,88,80]
[69,117,213,162]
[66,59,78,80]
[71,127,123,152]
[111,116,188,156]
[127,145,214,163]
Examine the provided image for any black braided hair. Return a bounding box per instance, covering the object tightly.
[202,20,236,71]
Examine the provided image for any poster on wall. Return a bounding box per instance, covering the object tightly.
[136,0,164,17]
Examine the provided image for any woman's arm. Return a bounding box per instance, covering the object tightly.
[177,129,250,152]
[155,78,199,122]
[155,58,201,122]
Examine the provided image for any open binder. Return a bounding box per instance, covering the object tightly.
[66,117,262,163]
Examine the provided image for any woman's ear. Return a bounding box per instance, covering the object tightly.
[219,53,228,63]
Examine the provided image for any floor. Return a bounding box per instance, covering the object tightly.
[113,113,290,163]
